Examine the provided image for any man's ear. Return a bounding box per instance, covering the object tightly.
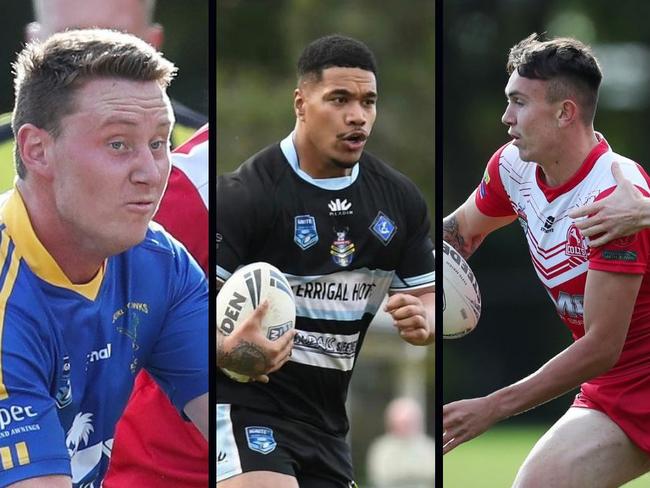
[557,99,578,128]
[294,88,306,120]
[17,124,55,179]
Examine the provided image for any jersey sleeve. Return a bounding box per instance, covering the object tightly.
[0,307,70,485]
[144,238,208,415]
[390,183,435,292]
[474,144,517,217]
[216,173,271,284]
[589,185,650,274]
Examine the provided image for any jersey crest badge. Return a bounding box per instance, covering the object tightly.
[330,228,355,267]
[566,224,589,258]
[294,215,319,250]
[245,426,277,454]
[370,211,397,245]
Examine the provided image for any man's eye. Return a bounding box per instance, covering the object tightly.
[110,141,126,150]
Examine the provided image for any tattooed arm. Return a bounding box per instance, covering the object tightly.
[444,194,516,260]
[217,301,296,383]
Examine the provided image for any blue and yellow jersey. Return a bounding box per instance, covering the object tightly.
[0,190,208,486]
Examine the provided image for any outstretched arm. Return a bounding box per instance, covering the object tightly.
[569,161,650,246]
[443,269,641,454]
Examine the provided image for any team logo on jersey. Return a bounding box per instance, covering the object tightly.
[370,211,397,245]
[56,355,73,409]
[294,215,319,250]
[330,228,355,267]
[328,198,353,216]
[245,426,277,454]
[565,224,589,258]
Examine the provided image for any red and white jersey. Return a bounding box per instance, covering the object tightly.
[475,135,650,453]
[104,125,209,488]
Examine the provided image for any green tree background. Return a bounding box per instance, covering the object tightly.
[217,1,435,485]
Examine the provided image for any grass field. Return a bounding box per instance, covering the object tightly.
[444,425,650,487]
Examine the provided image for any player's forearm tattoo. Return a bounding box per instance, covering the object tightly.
[443,214,471,259]
[218,339,270,376]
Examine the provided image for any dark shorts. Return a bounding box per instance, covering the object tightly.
[217,404,356,487]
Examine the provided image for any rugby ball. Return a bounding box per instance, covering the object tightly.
[442,241,481,339]
[217,262,296,382]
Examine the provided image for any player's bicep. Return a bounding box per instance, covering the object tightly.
[444,195,515,259]
[583,269,642,364]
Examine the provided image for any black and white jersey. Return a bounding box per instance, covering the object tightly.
[216,133,434,435]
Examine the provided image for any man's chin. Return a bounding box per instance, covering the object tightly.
[331,157,359,169]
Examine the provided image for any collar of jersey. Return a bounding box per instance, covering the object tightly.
[1,189,105,300]
[535,133,610,202]
[280,132,360,190]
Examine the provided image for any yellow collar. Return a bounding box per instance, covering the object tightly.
[1,190,105,300]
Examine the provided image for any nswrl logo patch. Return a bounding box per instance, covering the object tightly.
[245,426,277,454]
[294,215,319,250]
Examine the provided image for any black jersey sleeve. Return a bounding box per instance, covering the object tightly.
[216,171,273,282]
[391,182,435,291]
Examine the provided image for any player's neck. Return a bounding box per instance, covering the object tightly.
[537,129,599,187]
[293,128,353,179]
[17,181,105,284]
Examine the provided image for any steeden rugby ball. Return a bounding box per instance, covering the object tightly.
[217,262,296,382]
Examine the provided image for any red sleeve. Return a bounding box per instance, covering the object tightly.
[589,185,650,275]
[154,166,209,274]
[474,144,516,217]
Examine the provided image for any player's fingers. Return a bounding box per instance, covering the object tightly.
[240,300,269,332]
[393,315,427,330]
[388,304,425,321]
[568,201,601,219]
[384,293,417,312]
[576,221,607,237]
[443,437,461,455]
[611,161,625,184]
[586,232,614,248]
[271,328,296,355]
[252,374,270,383]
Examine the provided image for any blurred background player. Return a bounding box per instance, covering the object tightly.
[366,397,435,488]
[0,0,206,192]
[443,33,650,486]
[104,125,208,486]
[216,34,434,488]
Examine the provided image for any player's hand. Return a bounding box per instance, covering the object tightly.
[569,161,646,247]
[385,293,434,345]
[443,396,498,454]
[217,300,296,383]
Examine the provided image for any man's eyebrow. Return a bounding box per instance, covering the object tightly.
[100,116,172,128]
[505,90,525,99]
[327,88,378,98]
